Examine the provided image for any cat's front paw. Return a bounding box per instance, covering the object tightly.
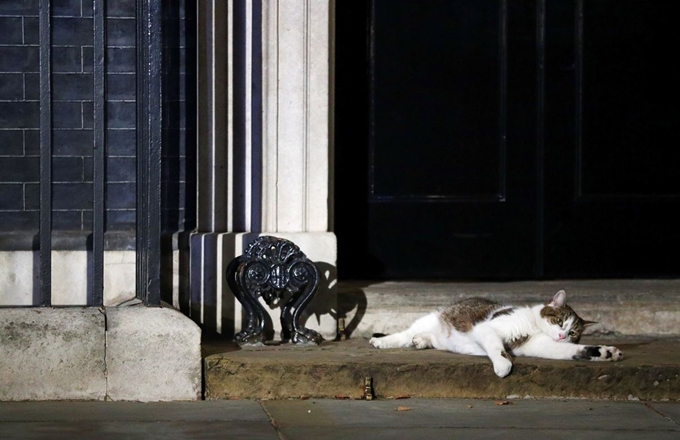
[493,357,513,378]
[575,345,624,361]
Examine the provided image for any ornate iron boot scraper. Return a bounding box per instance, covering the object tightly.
[226,236,323,346]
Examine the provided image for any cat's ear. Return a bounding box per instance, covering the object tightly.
[582,320,598,327]
[548,290,567,308]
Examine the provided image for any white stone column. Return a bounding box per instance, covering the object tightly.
[191,0,337,340]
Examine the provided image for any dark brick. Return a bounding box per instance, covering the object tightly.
[53,210,83,230]
[107,129,135,155]
[0,17,23,44]
[53,18,93,46]
[83,156,93,181]
[107,156,135,182]
[162,159,187,182]
[53,0,82,17]
[82,0,93,17]
[24,129,39,154]
[0,157,39,182]
[0,0,38,15]
[53,182,92,209]
[0,211,38,231]
[107,0,135,18]
[23,17,38,45]
[82,102,93,128]
[53,129,92,155]
[24,73,39,100]
[0,102,39,129]
[53,102,82,128]
[53,47,82,73]
[106,74,135,100]
[0,47,39,73]
[107,18,135,46]
[53,156,85,182]
[53,74,93,101]
[105,210,136,230]
[82,46,93,73]
[24,183,38,209]
[162,182,186,210]
[106,182,135,209]
[0,130,24,155]
[0,74,24,100]
[106,101,135,129]
[107,48,135,73]
[0,184,23,209]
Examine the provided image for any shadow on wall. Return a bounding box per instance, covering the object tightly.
[166,233,367,342]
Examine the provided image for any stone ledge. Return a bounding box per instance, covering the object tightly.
[204,337,680,401]
[0,306,201,401]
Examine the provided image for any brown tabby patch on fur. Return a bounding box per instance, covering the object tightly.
[440,298,503,333]
[505,334,530,353]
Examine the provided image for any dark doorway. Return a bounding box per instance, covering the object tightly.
[335,0,680,280]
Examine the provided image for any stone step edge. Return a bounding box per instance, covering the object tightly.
[204,356,680,402]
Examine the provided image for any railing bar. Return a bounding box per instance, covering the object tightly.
[136,0,162,306]
[39,0,52,306]
[92,0,106,306]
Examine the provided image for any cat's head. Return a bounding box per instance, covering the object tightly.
[539,290,596,343]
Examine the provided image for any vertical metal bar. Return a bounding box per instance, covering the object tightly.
[92,0,106,306]
[39,0,52,306]
[535,0,546,277]
[136,0,163,306]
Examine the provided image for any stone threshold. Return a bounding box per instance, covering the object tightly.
[337,279,680,338]
[204,336,680,402]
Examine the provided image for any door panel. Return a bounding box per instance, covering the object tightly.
[366,0,538,279]
[334,0,680,279]
[543,0,680,277]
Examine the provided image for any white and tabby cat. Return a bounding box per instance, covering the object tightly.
[369,290,623,378]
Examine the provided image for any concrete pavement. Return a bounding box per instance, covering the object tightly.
[1,399,679,439]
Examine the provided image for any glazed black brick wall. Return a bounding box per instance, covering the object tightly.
[162,0,196,232]
[0,0,194,237]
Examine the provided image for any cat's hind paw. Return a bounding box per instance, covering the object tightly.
[575,345,624,361]
[369,337,385,349]
[412,334,432,350]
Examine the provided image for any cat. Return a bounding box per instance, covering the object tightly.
[369,290,623,378]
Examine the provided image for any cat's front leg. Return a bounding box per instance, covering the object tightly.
[472,326,513,378]
[573,345,624,361]
[512,333,623,362]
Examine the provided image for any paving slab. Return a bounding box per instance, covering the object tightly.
[0,399,678,440]
[204,336,680,401]
[264,399,680,440]
[0,401,278,440]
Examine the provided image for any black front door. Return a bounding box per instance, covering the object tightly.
[335,0,680,280]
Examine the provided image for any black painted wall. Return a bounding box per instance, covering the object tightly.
[0,0,196,247]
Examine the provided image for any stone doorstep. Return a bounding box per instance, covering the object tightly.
[338,280,680,338]
[203,337,680,402]
[0,307,202,402]
[205,279,680,402]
